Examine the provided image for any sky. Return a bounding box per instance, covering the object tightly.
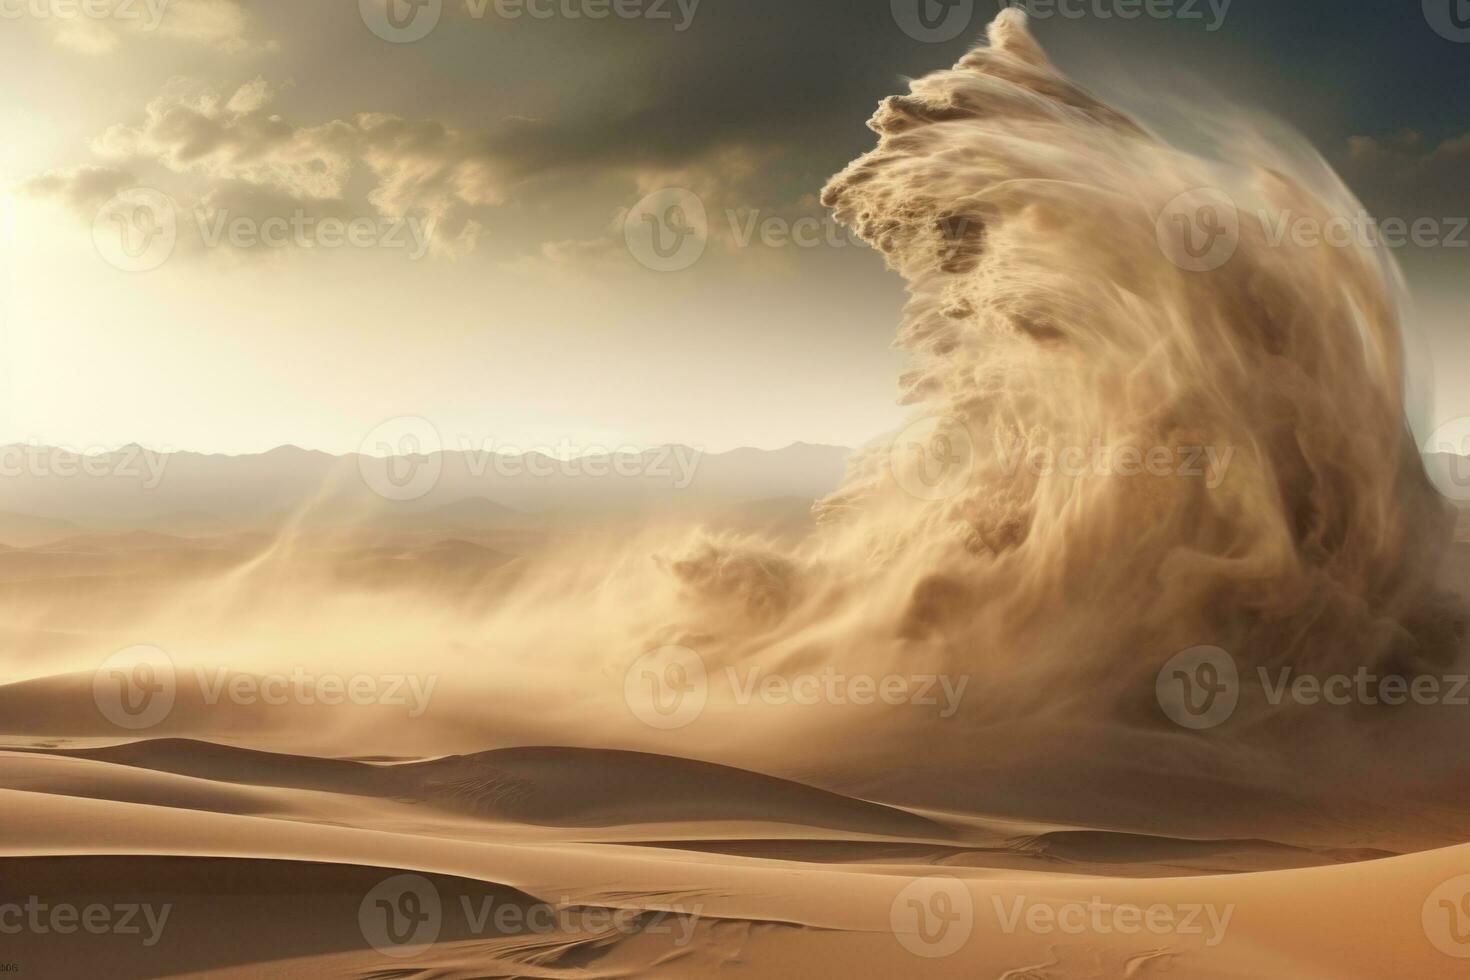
[0,0,1466,456]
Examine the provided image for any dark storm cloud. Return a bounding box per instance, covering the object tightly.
[1346,130,1470,215]
[381,0,1469,219]
[25,0,1470,263]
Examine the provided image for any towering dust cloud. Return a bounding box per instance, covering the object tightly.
[788,9,1463,731]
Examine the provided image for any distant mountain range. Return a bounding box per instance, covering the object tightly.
[2,444,1463,547]
[0,443,855,541]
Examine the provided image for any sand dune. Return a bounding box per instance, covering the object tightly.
[2,756,1467,977]
[8,740,945,836]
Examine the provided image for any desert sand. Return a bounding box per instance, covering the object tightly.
[1,483,1468,977]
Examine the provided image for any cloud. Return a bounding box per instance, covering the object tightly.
[93,78,357,200]
[1348,130,1470,178]
[506,145,797,276]
[353,112,527,254]
[39,0,266,55]
[1345,129,1470,217]
[17,164,136,214]
[44,77,505,257]
[32,73,811,265]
